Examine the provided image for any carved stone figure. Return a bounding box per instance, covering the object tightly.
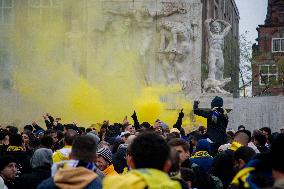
[159,20,192,54]
[204,18,231,93]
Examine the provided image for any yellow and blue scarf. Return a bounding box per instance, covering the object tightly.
[191,151,212,158]
[7,146,24,151]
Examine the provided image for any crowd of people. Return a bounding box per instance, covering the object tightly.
[0,96,284,189]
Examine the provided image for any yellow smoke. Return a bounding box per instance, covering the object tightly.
[2,1,207,130]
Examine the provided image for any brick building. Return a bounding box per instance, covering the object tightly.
[201,0,240,97]
[252,0,284,96]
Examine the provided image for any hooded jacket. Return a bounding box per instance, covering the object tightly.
[15,148,53,189]
[38,167,102,189]
[38,160,102,189]
[103,168,181,189]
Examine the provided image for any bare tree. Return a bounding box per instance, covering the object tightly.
[239,31,253,97]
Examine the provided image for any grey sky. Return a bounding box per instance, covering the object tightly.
[235,0,268,44]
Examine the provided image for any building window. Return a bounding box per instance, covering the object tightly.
[279,13,284,24]
[272,38,284,52]
[29,0,61,22]
[259,65,278,85]
[0,0,13,25]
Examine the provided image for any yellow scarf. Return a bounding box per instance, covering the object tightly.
[103,164,119,176]
[229,141,242,151]
[7,146,23,151]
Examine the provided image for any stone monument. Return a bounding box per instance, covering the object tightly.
[87,0,203,109]
[199,18,233,109]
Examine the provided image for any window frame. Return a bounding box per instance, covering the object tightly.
[272,38,284,53]
[259,64,278,86]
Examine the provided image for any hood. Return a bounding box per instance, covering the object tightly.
[54,167,97,189]
[31,148,52,168]
[211,96,223,108]
[103,168,181,189]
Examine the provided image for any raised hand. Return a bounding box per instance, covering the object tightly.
[131,111,137,120]
[179,108,184,118]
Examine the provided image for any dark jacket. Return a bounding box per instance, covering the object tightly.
[193,101,228,145]
[257,145,270,153]
[15,166,51,189]
[181,158,222,189]
[0,144,8,156]
[173,110,185,137]
[211,149,236,189]
[112,145,127,173]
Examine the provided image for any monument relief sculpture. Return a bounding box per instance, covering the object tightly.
[203,18,231,94]
[155,2,196,92]
[159,20,192,54]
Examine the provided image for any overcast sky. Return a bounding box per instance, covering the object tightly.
[235,0,268,44]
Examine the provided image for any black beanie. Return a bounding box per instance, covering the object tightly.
[0,156,17,171]
[211,96,223,108]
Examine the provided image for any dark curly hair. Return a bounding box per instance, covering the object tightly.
[128,131,170,170]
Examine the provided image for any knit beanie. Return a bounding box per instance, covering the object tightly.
[97,147,112,163]
[0,156,17,171]
[211,96,223,108]
[196,139,211,152]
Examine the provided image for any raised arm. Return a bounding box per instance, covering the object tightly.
[204,18,213,34]
[193,100,211,119]
[43,115,53,130]
[131,111,141,130]
[32,121,44,132]
[173,109,184,131]
[216,19,231,37]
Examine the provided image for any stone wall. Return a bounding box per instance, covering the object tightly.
[228,96,284,132]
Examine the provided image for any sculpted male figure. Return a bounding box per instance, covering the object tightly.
[205,18,231,81]
[204,19,231,93]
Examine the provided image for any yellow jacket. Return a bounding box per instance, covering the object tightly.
[103,164,119,176]
[53,146,72,163]
[103,168,181,189]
